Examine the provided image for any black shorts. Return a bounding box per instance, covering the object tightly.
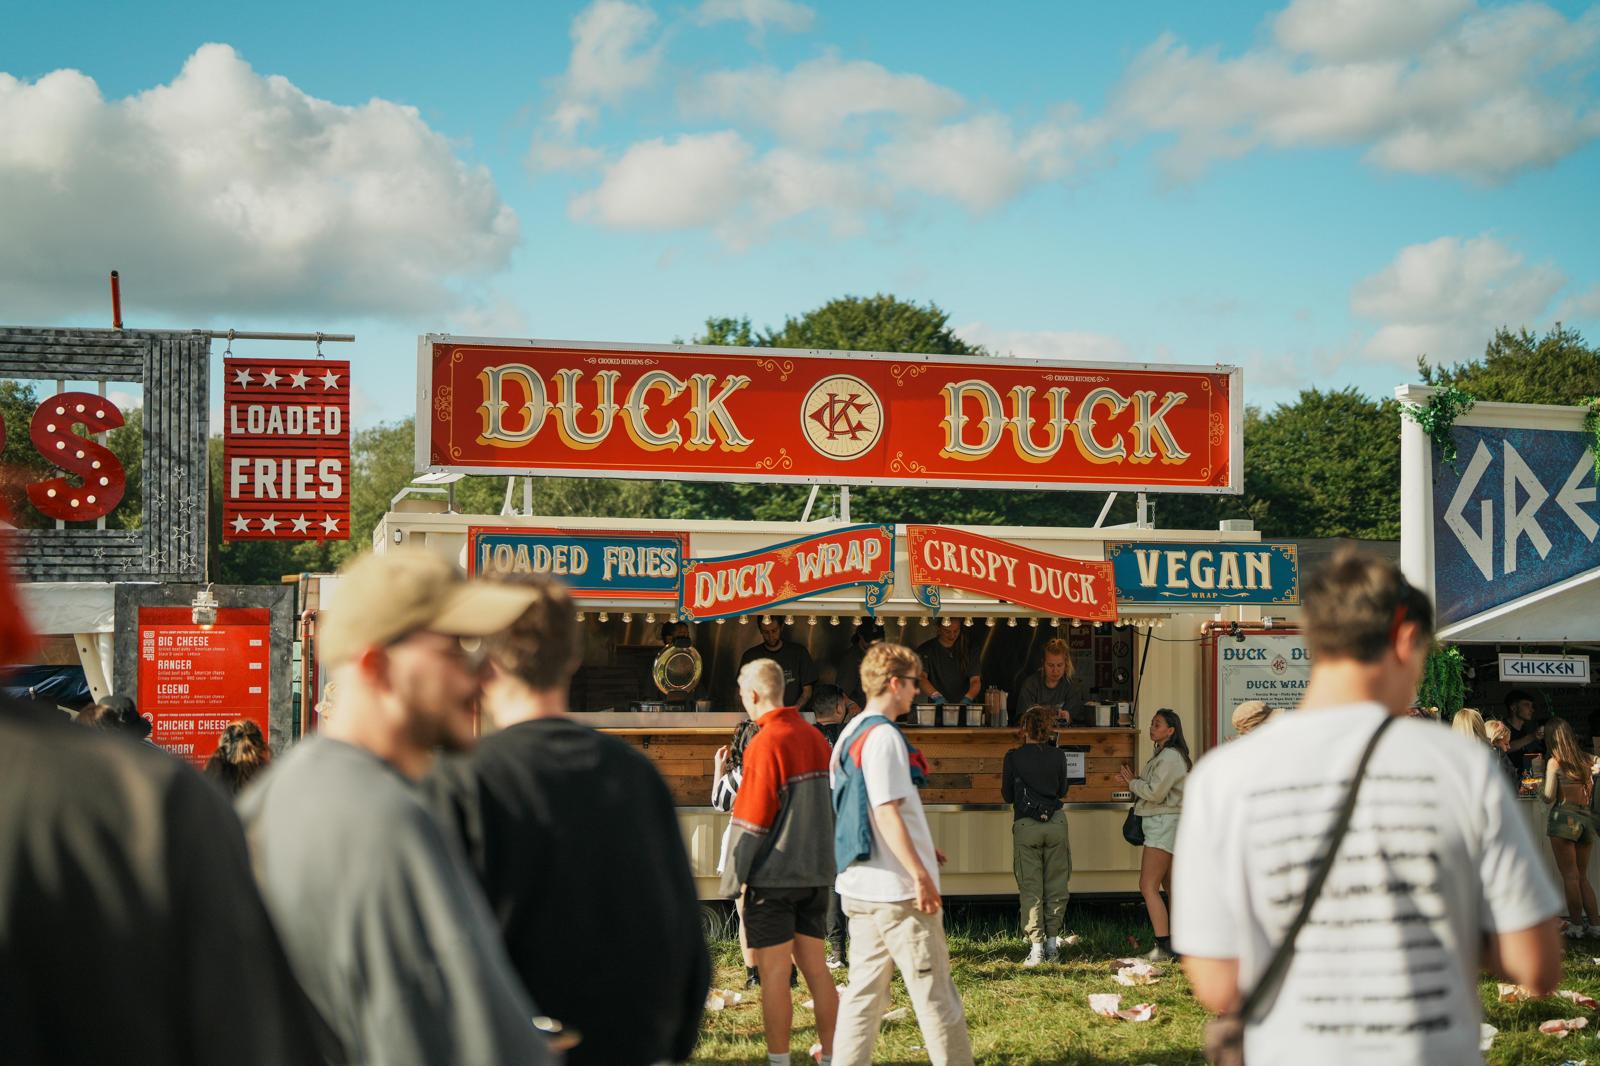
[742,885,830,949]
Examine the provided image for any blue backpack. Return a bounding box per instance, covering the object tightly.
[831,716,929,872]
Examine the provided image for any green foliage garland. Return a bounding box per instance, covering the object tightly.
[1403,385,1476,466]
[1420,645,1467,719]
[1583,397,1600,483]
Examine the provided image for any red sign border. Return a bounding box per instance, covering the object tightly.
[415,335,1244,495]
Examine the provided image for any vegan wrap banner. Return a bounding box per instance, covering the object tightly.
[679,525,894,622]
[419,337,1240,493]
[906,525,1117,622]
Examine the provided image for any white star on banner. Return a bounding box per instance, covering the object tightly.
[289,370,310,389]
[232,368,253,387]
[320,515,341,534]
[259,515,280,533]
[291,515,311,534]
[260,369,281,389]
[319,370,340,390]
[230,515,252,534]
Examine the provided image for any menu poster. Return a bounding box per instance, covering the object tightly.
[137,606,271,767]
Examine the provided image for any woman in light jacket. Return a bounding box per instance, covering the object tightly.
[1117,707,1190,961]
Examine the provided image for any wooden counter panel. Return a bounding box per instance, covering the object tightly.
[605,724,1138,809]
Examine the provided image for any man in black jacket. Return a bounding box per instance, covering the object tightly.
[429,573,711,1066]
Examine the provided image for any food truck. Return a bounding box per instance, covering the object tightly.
[1399,386,1600,885]
[340,334,1298,898]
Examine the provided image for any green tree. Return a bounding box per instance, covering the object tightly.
[0,380,53,528]
[1420,324,1600,404]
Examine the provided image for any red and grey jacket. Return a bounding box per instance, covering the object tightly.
[719,707,836,896]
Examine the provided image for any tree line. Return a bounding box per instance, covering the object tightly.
[5,297,1594,586]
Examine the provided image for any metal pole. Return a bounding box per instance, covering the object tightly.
[1137,492,1151,529]
[801,485,821,522]
[523,476,533,516]
[191,329,356,343]
[840,485,851,523]
[1093,492,1118,528]
[109,271,123,329]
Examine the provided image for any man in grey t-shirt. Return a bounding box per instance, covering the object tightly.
[240,549,554,1065]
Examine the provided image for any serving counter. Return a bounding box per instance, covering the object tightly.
[603,722,1146,898]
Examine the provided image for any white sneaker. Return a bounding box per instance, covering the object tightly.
[1586,924,1600,939]
[1043,936,1061,961]
[1563,923,1586,939]
[1023,942,1046,967]
[1146,943,1176,961]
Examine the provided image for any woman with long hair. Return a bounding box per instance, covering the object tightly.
[713,719,763,985]
[1485,719,1520,789]
[1002,706,1070,966]
[203,720,270,795]
[1451,707,1488,743]
[1117,708,1190,961]
[1543,717,1600,938]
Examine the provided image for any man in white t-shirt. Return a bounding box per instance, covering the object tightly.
[829,642,974,1066]
[1173,550,1563,1064]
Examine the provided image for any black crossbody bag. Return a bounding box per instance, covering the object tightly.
[1204,714,1399,1066]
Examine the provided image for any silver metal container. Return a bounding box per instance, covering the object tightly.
[941,706,962,727]
[914,704,937,726]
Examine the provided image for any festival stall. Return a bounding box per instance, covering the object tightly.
[358,333,1278,896]
[1399,386,1600,883]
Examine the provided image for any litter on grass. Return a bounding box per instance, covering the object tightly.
[704,989,744,1011]
[1559,989,1600,1010]
[1498,983,1537,1002]
[883,1007,910,1021]
[1062,934,1082,946]
[1479,1023,1497,1052]
[1540,1017,1589,1037]
[1089,994,1155,1022]
[1114,961,1163,986]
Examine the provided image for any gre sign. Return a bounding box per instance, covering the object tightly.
[1498,653,1590,685]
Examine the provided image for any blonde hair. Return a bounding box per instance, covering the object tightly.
[1451,707,1487,743]
[1548,717,1592,783]
[737,658,785,707]
[1041,638,1074,678]
[1484,719,1511,746]
[860,642,920,701]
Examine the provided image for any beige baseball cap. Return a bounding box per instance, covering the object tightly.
[317,549,540,667]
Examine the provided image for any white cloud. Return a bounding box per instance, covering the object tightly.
[875,109,1101,212]
[553,0,662,134]
[1272,0,1472,61]
[0,45,517,319]
[1352,236,1567,363]
[694,0,814,35]
[686,54,963,149]
[568,131,883,244]
[1114,3,1600,182]
[1557,284,1600,323]
[526,139,605,173]
[955,322,1135,363]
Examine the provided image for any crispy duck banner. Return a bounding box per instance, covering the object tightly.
[679,525,895,622]
[418,337,1241,493]
[906,525,1118,622]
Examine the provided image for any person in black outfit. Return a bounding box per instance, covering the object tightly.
[1502,689,1545,764]
[1002,706,1070,966]
[918,618,981,703]
[739,617,818,708]
[428,573,710,1066]
[0,695,325,1065]
[836,621,885,708]
[809,682,852,969]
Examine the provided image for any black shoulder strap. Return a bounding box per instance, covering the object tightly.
[1239,713,1401,1021]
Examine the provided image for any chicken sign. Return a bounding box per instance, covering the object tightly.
[223,358,350,541]
[418,337,1241,493]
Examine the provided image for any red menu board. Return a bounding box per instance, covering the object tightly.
[223,357,351,541]
[137,606,271,767]
[906,525,1118,622]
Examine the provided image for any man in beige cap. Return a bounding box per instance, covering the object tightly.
[239,548,555,1065]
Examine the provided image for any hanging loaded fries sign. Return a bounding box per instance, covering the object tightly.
[679,525,895,622]
[418,337,1241,493]
[467,527,686,600]
[223,358,350,540]
[906,525,1117,622]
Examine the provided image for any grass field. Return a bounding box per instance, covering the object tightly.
[689,901,1600,1065]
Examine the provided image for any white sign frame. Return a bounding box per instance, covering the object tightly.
[1498,653,1591,685]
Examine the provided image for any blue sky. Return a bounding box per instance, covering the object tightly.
[4,0,1598,428]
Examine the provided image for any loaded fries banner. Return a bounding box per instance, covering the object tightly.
[906,525,1118,622]
[224,358,351,541]
[679,525,895,622]
[418,337,1241,494]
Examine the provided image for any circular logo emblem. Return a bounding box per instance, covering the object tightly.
[1271,655,1288,675]
[801,375,882,460]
